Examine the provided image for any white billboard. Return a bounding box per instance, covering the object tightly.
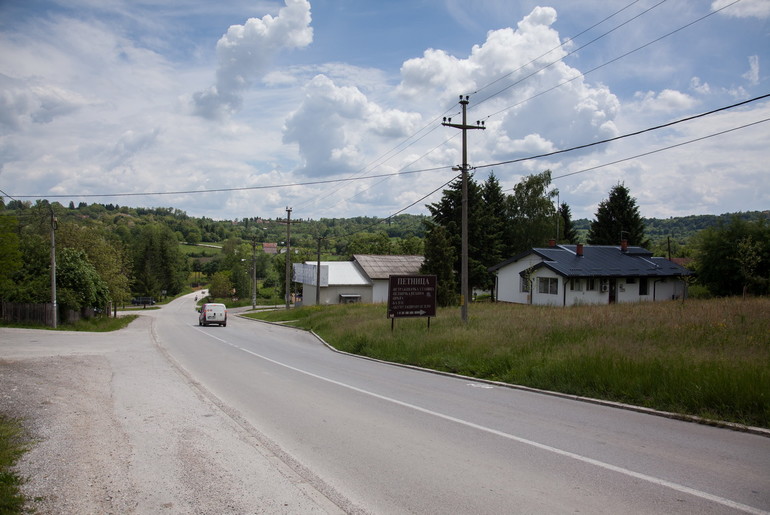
[293,263,329,287]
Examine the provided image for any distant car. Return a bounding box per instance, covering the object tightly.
[131,297,156,306]
[198,303,227,327]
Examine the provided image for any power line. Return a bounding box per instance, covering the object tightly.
[312,132,461,216]
[6,165,453,199]
[474,0,741,122]
[474,93,770,171]
[298,1,658,209]
[303,0,737,211]
[473,0,646,98]
[473,0,666,108]
[502,117,770,189]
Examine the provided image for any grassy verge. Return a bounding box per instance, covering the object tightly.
[0,416,26,514]
[0,315,138,332]
[245,298,770,428]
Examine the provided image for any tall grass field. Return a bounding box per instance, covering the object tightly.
[247,298,770,429]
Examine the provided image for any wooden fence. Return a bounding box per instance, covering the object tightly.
[0,301,93,327]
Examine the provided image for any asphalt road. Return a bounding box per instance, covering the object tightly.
[156,294,770,514]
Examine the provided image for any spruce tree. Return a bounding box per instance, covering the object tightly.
[558,202,578,243]
[420,223,458,307]
[587,183,649,247]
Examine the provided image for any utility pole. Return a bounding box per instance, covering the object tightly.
[315,236,325,306]
[442,95,485,324]
[277,207,301,309]
[49,204,58,328]
[251,235,258,310]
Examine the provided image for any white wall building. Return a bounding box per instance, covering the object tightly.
[490,243,692,306]
[294,254,424,306]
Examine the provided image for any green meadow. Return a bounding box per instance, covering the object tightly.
[246,297,770,428]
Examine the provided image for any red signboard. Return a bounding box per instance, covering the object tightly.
[388,275,437,318]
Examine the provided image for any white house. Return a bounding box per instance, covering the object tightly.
[489,242,693,306]
[294,254,424,306]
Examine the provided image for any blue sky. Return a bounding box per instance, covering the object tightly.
[1,0,768,222]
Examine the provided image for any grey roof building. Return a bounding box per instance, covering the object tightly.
[295,254,424,306]
[489,242,693,306]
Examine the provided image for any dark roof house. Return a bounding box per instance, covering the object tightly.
[489,242,693,306]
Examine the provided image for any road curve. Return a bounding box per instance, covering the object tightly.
[155,294,770,514]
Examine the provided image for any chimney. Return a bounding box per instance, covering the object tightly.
[576,243,584,256]
[621,240,628,252]
[549,239,556,247]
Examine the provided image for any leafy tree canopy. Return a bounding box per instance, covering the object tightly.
[694,216,770,296]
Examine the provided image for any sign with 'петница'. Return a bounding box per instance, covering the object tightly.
[387,275,437,318]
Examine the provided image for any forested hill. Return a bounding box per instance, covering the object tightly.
[573,211,769,243]
[3,200,767,246]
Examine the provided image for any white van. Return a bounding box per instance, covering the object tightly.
[198,303,227,327]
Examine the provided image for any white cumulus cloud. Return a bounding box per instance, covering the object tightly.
[283,74,421,178]
[712,0,770,19]
[192,0,313,119]
[743,55,760,85]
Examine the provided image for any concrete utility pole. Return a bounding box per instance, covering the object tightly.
[250,235,258,310]
[277,207,301,309]
[49,206,58,328]
[315,236,325,306]
[442,95,485,324]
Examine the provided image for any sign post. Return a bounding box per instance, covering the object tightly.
[387,275,437,330]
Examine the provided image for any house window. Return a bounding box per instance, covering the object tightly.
[639,277,649,296]
[538,277,558,295]
[586,278,597,291]
[570,279,582,291]
[520,276,530,293]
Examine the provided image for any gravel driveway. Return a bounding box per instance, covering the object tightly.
[0,310,345,514]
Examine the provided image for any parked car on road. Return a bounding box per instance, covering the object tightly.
[198,303,227,327]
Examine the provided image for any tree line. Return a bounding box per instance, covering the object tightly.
[1,182,767,319]
[418,171,769,305]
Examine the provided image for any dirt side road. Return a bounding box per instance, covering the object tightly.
[0,312,345,514]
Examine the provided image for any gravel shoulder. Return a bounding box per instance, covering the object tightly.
[0,312,343,514]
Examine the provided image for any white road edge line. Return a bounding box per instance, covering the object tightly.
[200,332,764,515]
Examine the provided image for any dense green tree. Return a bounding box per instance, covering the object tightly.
[58,224,132,311]
[420,223,457,307]
[132,224,188,297]
[588,183,649,247]
[505,170,558,253]
[208,271,233,299]
[395,236,423,255]
[694,216,770,296]
[346,231,392,256]
[56,247,109,310]
[0,215,22,297]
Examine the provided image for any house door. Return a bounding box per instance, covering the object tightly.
[609,278,617,304]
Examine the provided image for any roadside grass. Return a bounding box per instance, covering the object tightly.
[245,298,770,428]
[0,416,26,514]
[0,315,138,332]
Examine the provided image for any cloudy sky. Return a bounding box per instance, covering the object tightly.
[1,0,768,222]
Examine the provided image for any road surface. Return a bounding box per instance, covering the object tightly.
[157,294,770,514]
[2,292,768,514]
